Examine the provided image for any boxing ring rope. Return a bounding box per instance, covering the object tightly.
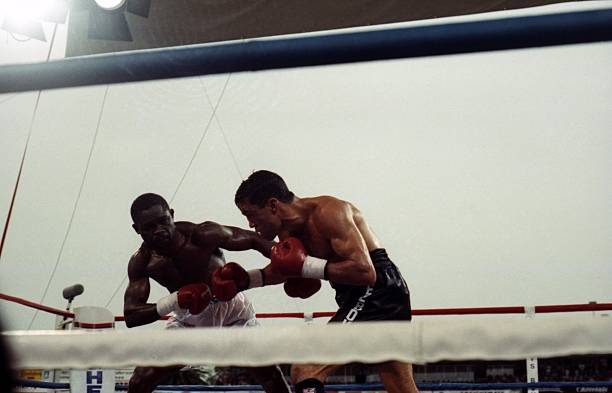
[4,317,612,368]
[14,380,612,391]
[2,292,612,321]
[0,8,611,93]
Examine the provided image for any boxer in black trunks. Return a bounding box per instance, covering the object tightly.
[215,170,418,393]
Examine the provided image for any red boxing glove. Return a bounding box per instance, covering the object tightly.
[211,262,265,301]
[177,283,212,315]
[270,237,307,276]
[283,278,322,299]
[271,237,327,279]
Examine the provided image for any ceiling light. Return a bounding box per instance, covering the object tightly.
[94,0,127,11]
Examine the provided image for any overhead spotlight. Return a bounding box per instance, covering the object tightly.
[2,16,46,41]
[42,0,70,24]
[0,0,69,41]
[94,0,127,11]
[83,0,151,42]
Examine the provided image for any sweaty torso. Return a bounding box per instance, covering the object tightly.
[138,222,224,292]
[281,196,382,262]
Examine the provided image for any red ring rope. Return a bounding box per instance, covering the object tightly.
[1,292,610,321]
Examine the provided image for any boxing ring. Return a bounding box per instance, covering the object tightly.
[2,3,612,393]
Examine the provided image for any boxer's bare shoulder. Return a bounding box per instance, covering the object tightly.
[127,246,151,278]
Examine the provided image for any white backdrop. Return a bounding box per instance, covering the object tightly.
[1,1,611,331]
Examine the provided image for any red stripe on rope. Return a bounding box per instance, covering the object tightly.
[74,322,115,329]
[1,293,611,321]
[313,312,336,318]
[0,293,73,318]
[255,312,308,319]
[535,303,612,313]
[413,306,526,315]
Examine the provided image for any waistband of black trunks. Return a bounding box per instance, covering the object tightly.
[330,248,393,292]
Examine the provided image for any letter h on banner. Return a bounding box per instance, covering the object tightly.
[87,370,103,385]
[70,369,116,393]
[87,370,103,393]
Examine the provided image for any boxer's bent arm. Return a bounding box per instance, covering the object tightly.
[314,202,376,286]
[123,255,160,328]
[193,222,274,257]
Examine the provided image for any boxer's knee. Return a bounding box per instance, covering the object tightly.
[291,364,337,385]
[128,368,153,393]
[290,364,306,384]
[249,365,278,380]
[247,365,290,393]
[377,361,419,393]
[128,367,171,393]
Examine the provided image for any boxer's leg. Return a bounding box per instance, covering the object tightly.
[226,294,290,393]
[127,365,183,393]
[291,364,340,393]
[376,361,419,393]
[247,365,291,393]
[127,303,195,393]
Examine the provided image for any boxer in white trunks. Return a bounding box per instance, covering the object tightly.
[123,193,289,393]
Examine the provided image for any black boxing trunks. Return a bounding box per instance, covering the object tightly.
[329,249,412,324]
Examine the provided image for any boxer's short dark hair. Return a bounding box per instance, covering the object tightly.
[235,170,294,207]
[130,193,169,221]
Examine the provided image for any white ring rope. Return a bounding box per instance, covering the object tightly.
[4,316,612,369]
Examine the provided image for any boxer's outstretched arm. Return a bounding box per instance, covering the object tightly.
[260,263,287,285]
[123,252,160,328]
[193,221,275,257]
[314,201,376,286]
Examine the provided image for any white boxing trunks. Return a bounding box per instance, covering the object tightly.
[166,292,258,328]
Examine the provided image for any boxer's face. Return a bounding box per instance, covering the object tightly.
[237,200,281,241]
[132,205,176,249]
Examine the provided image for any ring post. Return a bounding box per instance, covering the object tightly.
[70,306,116,393]
[525,306,539,393]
